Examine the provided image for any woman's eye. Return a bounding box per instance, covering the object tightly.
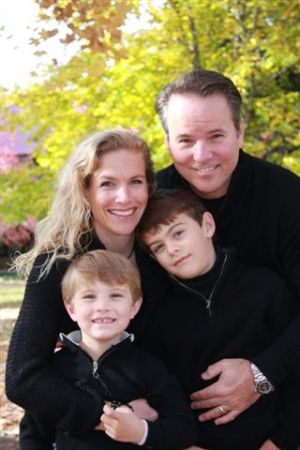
[99,181,113,188]
[130,178,143,185]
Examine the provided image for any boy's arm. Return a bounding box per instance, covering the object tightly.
[139,353,198,449]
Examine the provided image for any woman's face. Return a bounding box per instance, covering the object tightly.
[86,148,148,241]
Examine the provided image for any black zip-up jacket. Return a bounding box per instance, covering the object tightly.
[142,249,300,450]
[157,149,300,384]
[26,332,197,450]
[5,236,172,437]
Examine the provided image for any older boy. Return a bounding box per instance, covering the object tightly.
[136,189,300,450]
[23,249,197,449]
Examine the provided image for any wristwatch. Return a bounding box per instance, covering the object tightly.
[250,363,274,394]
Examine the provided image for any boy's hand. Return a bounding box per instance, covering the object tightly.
[100,403,145,444]
[191,358,260,424]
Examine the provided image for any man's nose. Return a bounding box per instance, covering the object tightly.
[192,141,211,162]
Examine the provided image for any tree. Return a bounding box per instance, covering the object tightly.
[2,0,299,224]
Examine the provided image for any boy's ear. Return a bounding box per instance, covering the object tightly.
[65,302,77,323]
[130,297,143,319]
[202,212,216,238]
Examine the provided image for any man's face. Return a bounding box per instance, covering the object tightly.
[165,93,244,199]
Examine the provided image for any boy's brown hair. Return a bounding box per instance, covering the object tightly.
[136,189,207,252]
[62,249,142,304]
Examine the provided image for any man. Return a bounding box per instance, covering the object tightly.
[155,69,300,434]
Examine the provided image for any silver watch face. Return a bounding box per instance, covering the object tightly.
[256,380,274,394]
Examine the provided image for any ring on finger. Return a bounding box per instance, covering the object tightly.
[217,405,226,415]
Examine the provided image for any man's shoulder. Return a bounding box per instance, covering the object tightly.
[243,151,299,187]
[156,164,185,189]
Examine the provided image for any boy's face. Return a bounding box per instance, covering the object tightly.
[65,279,141,351]
[143,212,216,279]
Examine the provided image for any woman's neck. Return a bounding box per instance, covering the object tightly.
[94,227,135,259]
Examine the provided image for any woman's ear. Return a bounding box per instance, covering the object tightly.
[130,297,143,319]
[202,212,216,238]
[64,302,77,323]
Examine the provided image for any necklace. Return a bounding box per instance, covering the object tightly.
[127,246,135,259]
[171,252,228,316]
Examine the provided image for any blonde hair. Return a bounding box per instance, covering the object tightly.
[15,128,155,278]
[62,249,142,305]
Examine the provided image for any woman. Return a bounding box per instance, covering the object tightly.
[5,128,169,438]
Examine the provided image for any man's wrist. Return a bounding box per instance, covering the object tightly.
[250,363,274,394]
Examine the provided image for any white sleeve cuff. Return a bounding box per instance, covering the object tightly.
[137,419,148,446]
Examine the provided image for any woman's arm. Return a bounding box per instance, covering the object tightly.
[5,254,102,434]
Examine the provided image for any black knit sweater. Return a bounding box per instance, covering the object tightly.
[157,149,300,384]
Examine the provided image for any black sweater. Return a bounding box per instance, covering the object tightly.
[157,149,300,384]
[28,332,197,450]
[5,236,171,436]
[142,249,300,450]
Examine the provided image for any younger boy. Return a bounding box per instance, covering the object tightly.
[24,249,197,449]
[136,189,300,450]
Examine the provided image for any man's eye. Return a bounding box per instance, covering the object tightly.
[211,133,223,140]
[178,138,192,144]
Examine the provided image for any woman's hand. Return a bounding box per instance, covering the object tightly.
[190,358,260,424]
[100,404,145,444]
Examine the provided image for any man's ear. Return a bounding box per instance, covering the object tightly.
[130,297,143,319]
[65,302,77,323]
[164,133,170,149]
[237,119,245,148]
[202,212,216,238]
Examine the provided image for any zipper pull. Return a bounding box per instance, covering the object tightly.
[92,361,99,378]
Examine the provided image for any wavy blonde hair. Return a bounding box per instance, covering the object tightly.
[15,128,155,279]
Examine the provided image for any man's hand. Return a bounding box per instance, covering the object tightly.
[190,358,260,424]
[129,398,158,421]
[259,439,280,450]
[184,446,210,449]
[100,403,145,443]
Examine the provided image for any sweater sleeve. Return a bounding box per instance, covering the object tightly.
[252,276,300,448]
[140,353,198,449]
[252,274,300,385]
[5,254,101,434]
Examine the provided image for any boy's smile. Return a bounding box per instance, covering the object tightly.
[144,212,216,279]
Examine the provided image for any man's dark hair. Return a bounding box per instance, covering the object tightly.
[136,189,207,253]
[156,69,243,133]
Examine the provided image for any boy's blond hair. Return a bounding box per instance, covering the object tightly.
[62,250,142,305]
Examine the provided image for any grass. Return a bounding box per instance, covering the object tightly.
[0,274,25,309]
